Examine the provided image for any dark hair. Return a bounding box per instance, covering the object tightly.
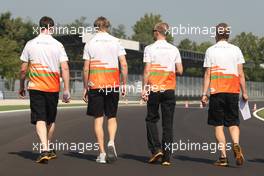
[39,16,54,30]
[94,16,110,31]
[215,23,230,41]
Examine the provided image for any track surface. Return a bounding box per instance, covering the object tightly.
[0,102,264,176]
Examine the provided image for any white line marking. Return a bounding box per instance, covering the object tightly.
[253,107,264,122]
[0,104,206,114]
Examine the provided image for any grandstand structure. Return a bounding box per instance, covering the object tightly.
[55,34,205,81]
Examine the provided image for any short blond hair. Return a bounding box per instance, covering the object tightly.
[154,22,170,36]
[94,16,111,31]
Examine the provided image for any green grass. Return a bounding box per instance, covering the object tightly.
[0,104,86,112]
[256,109,264,119]
[0,105,30,111]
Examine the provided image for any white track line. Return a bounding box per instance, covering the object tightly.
[0,104,206,114]
[253,107,264,122]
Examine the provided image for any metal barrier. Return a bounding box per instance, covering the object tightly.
[1,76,264,100]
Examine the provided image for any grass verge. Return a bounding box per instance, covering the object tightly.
[256,109,264,120]
[0,104,85,112]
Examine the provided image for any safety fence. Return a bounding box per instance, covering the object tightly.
[0,76,264,100]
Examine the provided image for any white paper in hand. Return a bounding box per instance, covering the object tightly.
[238,98,251,120]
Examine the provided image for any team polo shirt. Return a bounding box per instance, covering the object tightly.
[83,32,126,89]
[203,41,245,94]
[20,34,68,92]
[143,40,182,91]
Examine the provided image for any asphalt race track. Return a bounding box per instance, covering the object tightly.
[0,102,264,176]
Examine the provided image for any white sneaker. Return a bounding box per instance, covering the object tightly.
[107,141,117,163]
[96,153,106,164]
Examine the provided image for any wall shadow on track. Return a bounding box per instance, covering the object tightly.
[173,155,214,165]
[8,151,38,161]
[119,153,149,164]
[248,158,264,163]
[63,152,96,162]
[173,155,238,168]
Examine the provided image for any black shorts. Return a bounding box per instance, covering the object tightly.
[29,90,59,125]
[208,93,239,127]
[87,88,119,118]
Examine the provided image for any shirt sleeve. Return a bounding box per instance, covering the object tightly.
[83,43,91,60]
[175,48,182,64]
[237,47,245,64]
[20,43,30,62]
[143,46,151,63]
[117,40,126,56]
[58,43,68,62]
[203,48,211,67]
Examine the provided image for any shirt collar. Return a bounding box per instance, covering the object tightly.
[217,40,228,44]
[38,33,52,37]
[155,39,167,44]
[96,32,109,36]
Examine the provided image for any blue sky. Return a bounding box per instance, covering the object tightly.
[1,0,263,43]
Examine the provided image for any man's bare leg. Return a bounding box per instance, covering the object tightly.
[36,121,48,152]
[94,117,105,153]
[106,117,118,163]
[215,126,227,157]
[229,125,244,165]
[228,125,240,144]
[46,122,57,159]
[47,123,55,142]
[108,117,117,143]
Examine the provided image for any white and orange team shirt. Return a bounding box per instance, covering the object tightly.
[203,41,245,94]
[143,40,182,90]
[83,32,126,89]
[20,34,68,92]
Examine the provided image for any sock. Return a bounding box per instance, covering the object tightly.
[108,140,115,146]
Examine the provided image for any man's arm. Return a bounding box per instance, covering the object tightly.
[141,63,151,101]
[61,61,70,103]
[202,68,211,94]
[119,55,128,96]
[238,64,248,101]
[82,60,90,103]
[143,63,151,88]
[19,61,28,98]
[83,60,90,89]
[201,67,211,104]
[176,63,183,75]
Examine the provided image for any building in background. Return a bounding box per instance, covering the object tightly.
[1,34,264,99]
[55,34,205,81]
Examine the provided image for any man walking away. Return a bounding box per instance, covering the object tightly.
[82,16,128,164]
[201,23,248,167]
[142,22,183,166]
[19,16,70,164]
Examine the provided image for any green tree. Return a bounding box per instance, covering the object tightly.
[132,13,173,45]
[0,37,20,90]
[178,39,212,52]
[231,32,264,81]
[178,38,198,51]
[65,16,90,28]
[178,38,193,50]
[0,12,35,89]
[258,37,264,62]
[111,24,127,39]
[196,41,213,53]
[0,12,35,47]
[231,32,259,62]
